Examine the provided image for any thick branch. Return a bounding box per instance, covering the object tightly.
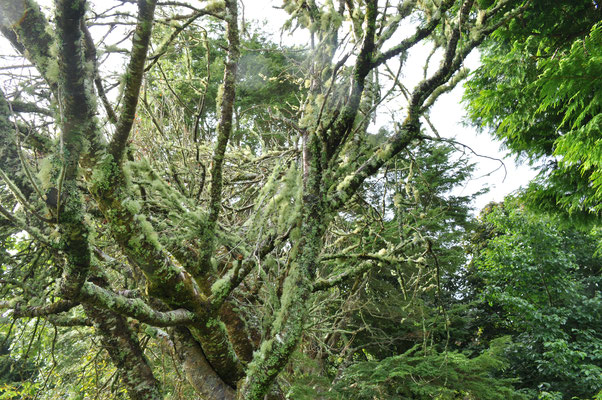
[408,0,474,110]
[327,119,420,212]
[0,300,78,318]
[324,0,378,157]
[173,327,236,400]
[79,282,197,326]
[0,0,57,95]
[109,0,158,162]
[84,304,163,400]
[312,261,374,292]
[54,0,93,298]
[8,100,52,116]
[328,0,525,212]
[206,0,240,234]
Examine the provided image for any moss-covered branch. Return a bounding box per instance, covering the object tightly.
[370,0,455,69]
[206,0,240,237]
[145,6,222,72]
[328,1,525,213]
[238,123,327,400]
[0,299,78,317]
[88,154,245,388]
[109,0,157,162]
[0,0,57,94]
[324,0,378,158]
[0,88,35,198]
[79,282,197,326]
[7,100,52,116]
[327,118,420,212]
[53,0,95,298]
[312,261,373,292]
[84,304,163,400]
[81,20,118,124]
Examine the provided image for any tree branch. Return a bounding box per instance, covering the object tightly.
[0,0,57,95]
[324,0,378,158]
[0,300,79,318]
[109,0,158,162]
[83,303,163,400]
[312,261,374,291]
[173,327,236,400]
[79,281,197,326]
[8,100,52,116]
[81,20,118,124]
[371,0,455,69]
[206,0,240,232]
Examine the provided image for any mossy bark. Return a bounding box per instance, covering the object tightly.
[84,303,163,400]
[0,89,33,198]
[109,0,157,162]
[0,0,57,94]
[54,0,93,298]
[200,0,240,276]
[88,154,244,387]
[220,300,255,364]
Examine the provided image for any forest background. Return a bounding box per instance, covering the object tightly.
[0,0,600,399]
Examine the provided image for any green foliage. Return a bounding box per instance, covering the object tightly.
[0,335,37,398]
[290,339,524,400]
[290,139,493,396]
[464,1,602,219]
[144,21,304,151]
[469,201,602,399]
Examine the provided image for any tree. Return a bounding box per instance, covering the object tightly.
[465,200,602,399]
[0,0,539,399]
[464,0,602,219]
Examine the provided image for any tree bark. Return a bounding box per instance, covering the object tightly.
[84,304,163,400]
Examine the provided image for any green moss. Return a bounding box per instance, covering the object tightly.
[123,198,142,215]
[89,152,118,192]
[205,0,225,12]
[215,83,224,118]
[133,215,161,249]
[211,275,231,298]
